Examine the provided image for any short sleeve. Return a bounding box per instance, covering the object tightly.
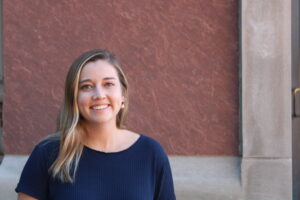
[154,154,176,200]
[15,144,50,200]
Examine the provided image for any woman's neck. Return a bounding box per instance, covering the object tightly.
[81,121,123,151]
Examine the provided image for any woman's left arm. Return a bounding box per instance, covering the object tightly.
[154,155,176,200]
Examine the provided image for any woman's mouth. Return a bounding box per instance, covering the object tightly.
[90,104,109,110]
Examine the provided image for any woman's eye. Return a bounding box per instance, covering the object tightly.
[105,82,115,87]
[80,85,92,90]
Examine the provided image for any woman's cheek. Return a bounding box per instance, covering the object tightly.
[78,92,89,102]
[77,93,90,114]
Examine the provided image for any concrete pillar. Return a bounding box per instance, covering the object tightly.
[241,0,292,199]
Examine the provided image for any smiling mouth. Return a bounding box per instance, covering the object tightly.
[91,105,109,110]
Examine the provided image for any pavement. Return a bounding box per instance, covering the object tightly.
[0,155,28,200]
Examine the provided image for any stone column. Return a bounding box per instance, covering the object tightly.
[241,0,292,199]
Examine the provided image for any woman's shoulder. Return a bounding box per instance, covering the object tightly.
[138,134,169,160]
[124,130,166,155]
[31,133,60,159]
[37,133,60,149]
[141,134,164,149]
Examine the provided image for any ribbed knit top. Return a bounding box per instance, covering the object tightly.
[15,134,176,200]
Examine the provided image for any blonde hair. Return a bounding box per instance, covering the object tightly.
[50,49,129,182]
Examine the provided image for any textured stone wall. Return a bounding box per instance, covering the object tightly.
[3,0,238,155]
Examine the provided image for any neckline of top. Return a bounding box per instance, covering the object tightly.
[83,134,144,155]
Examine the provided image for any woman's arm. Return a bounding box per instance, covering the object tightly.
[154,157,176,200]
[17,192,38,200]
[15,141,54,200]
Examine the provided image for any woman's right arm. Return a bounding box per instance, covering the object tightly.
[15,141,53,200]
[17,192,38,200]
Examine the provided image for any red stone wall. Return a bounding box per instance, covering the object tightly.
[3,0,239,155]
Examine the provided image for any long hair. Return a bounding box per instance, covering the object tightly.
[50,49,129,182]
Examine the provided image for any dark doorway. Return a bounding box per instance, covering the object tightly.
[0,0,3,165]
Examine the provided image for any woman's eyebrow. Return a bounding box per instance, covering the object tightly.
[103,77,116,80]
[79,79,91,84]
[79,77,116,84]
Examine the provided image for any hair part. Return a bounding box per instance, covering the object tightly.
[50,49,129,182]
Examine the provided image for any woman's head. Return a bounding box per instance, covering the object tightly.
[52,49,129,182]
[59,49,129,131]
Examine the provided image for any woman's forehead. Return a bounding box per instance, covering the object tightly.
[79,60,119,80]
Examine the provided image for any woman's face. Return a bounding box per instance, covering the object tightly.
[77,60,124,126]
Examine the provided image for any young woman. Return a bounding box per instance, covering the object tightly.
[15,49,176,200]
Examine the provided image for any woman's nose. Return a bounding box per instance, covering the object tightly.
[92,86,105,99]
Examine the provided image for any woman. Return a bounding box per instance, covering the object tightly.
[15,49,176,200]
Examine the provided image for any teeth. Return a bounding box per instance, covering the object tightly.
[92,105,109,110]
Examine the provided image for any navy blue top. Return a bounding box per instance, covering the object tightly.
[15,134,176,200]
